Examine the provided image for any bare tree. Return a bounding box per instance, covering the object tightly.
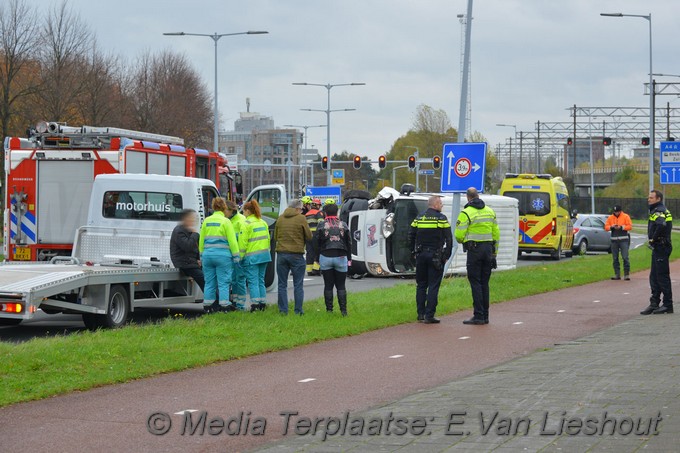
[412,104,452,134]
[77,40,124,125]
[36,0,91,123]
[0,0,39,139]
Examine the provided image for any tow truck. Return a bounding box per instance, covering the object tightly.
[0,173,219,328]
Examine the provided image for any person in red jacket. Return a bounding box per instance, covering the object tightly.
[605,205,633,280]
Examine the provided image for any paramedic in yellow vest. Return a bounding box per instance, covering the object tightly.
[199,197,240,313]
[226,200,248,311]
[239,200,272,311]
[455,187,500,325]
[305,198,325,275]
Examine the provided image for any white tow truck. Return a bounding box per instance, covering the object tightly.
[0,173,220,329]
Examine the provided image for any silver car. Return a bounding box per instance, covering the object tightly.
[572,214,612,254]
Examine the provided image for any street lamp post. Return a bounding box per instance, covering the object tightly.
[283,124,326,189]
[404,145,420,190]
[601,12,653,192]
[163,30,268,153]
[496,124,517,173]
[293,82,365,185]
[392,165,409,188]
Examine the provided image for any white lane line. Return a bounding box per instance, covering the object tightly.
[458,336,470,340]
[298,378,316,383]
[389,355,404,359]
[557,310,566,313]
[623,292,630,295]
[593,300,600,303]
[512,321,523,325]
[174,409,198,415]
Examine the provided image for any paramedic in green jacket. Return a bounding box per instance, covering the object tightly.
[455,187,500,325]
[226,200,248,311]
[199,197,240,312]
[239,200,272,311]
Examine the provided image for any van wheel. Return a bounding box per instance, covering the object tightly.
[551,241,562,261]
[82,313,100,330]
[101,285,130,328]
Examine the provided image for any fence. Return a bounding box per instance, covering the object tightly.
[572,197,680,220]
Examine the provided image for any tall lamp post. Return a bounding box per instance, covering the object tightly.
[163,30,268,153]
[496,124,517,173]
[293,82,365,185]
[283,124,327,187]
[601,12,653,192]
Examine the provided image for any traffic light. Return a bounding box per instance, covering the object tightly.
[378,155,386,169]
[603,137,612,146]
[432,155,441,169]
[408,155,416,169]
[567,137,573,146]
[641,137,650,146]
[321,156,328,170]
[353,155,362,169]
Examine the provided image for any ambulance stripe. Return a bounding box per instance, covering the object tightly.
[531,223,554,243]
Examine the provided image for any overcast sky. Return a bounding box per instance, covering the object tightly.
[62,0,679,158]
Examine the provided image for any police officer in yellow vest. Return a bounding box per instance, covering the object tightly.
[226,200,248,311]
[409,195,453,324]
[456,187,500,325]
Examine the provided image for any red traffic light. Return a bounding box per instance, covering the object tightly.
[321,156,328,170]
[641,137,650,146]
[408,155,416,169]
[432,155,441,169]
[378,155,386,169]
[353,155,362,169]
[567,137,573,146]
[603,137,612,146]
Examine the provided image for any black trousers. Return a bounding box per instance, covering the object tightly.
[415,250,444,319]
[180,267,205,292]
[466,242,494,320]
[650,245,673,307]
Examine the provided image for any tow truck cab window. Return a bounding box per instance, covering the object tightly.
[504,191,550,217]
[103,191,183,220]
[201,186,220,217]
[248,188,281,225]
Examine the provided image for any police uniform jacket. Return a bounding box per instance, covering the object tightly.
[408,208,453,260]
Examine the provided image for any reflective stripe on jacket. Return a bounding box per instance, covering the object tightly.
[604,212,632,241]
[455,202,500,244]
[198,211,240,258]
[239,215,272,264]
[305,209,324,232]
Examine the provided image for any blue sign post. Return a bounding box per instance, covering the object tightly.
[660,142,680,184]
[440,142,487,193]
[305,186,342,204]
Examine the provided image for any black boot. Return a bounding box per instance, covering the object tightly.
[324,291,334,312]
[641,301,659,315]
[653,305,674,314]
[338,290,348,316]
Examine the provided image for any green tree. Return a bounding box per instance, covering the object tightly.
[331,151,378,193]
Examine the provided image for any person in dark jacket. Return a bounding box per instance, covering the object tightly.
[641,190,674,315]
[170,209,204,291]
[316,203,352,316]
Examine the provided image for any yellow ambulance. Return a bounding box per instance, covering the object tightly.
[500,173,574,260]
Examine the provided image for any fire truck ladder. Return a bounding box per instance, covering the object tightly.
[31,122,184,149]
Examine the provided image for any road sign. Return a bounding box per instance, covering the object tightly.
[263,159,272,173]
[660,141,680,164]
[222,153,239,170]
[660,164,680,184]
[419,169,435,175]
[306,186,342,204]
[331,169,345,185]
[440,142,487,193]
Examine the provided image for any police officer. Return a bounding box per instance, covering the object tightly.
[305,198,325,276]
[408,195,453,324]
[641,189,674,315]
[456,187,500,325]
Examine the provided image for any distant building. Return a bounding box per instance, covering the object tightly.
[220,111,303,193]
[563,138,606,173]
[632,146,659,162]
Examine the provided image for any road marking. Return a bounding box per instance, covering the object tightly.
[389,355,404,359]
[512,321,523,325]
[593,300,600,303]
[458,336,470,340]
[557,310,566,313]
[623,292,630,295]
[298,378,316,383]
[174,409,198,415]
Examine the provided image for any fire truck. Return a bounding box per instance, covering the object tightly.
[3,122,242,262]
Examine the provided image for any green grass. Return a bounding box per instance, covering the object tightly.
[1,237,678,408]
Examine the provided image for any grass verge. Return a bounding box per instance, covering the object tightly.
[1,235,677,407]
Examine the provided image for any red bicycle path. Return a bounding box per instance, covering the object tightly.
[2,261,673,453]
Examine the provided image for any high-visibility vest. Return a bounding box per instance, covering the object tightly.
[239,215,272,264]
[199,211,239,258]
[455,204,500,244]
[230,212,247,239]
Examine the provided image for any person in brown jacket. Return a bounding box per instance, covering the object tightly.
[274,199,312,314]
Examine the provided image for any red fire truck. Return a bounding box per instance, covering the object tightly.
[3,122,242,262]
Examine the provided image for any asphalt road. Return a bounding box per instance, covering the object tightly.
[0,233,647,342]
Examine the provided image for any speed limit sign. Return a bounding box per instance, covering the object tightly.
[454,158,472,177]
[440,142,487,193]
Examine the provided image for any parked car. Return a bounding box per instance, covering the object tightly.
[572,214,612,254]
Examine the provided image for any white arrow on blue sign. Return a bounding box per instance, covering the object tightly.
[440,142,487,193]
